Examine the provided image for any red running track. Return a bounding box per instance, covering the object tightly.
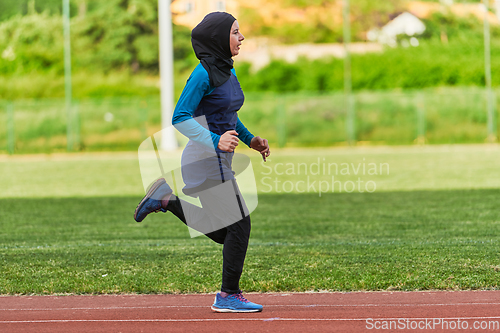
[1,291,500,332]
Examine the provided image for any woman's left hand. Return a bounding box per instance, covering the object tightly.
[250,136,270,162]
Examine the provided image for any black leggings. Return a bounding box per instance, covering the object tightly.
[166,188,251,294]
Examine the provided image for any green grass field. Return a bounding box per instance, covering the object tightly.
[1,145,500,294]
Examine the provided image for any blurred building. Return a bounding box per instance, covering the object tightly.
[367,12,425,47]
[171,0,240,28]
[367,1,500,47]
[236,38,382,71]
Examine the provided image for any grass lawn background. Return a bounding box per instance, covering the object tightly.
[1,145,499,294]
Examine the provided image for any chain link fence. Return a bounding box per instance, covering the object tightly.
[0,87,498,154]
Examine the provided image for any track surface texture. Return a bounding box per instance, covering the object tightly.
[2,291,500,332]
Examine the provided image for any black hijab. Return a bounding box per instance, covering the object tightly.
[191,12,236,87]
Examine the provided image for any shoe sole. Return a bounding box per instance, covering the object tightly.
[211,305,263,313]
[134,178,168,222]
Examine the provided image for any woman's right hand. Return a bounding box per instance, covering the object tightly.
[218,130,239,152]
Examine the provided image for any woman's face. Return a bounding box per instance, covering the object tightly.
[229,20,244,57]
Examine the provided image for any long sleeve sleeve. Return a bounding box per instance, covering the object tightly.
[172,64,220,149]
[235,117,254,147]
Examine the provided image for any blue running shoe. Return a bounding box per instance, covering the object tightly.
[134,178,172,222]
[211,293,263,313]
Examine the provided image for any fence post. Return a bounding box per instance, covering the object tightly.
[486,88,497,142]
[63,0,73,151]
[484,0,497,142]
[66,102,74,151]
[139,100,148,140]
[7,102,14,154]
[276,95,287,148]
[73,100,80,151]
[343,0,355,145]
[416,93,426,145]
[346,94,356,144]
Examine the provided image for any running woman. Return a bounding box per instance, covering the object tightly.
[134,12,270,313]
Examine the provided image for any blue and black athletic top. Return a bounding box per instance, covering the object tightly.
[172,63,254,149]
[172,64,254,193]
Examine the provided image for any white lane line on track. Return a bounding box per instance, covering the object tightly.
[3,317,500,324]
[2,302,500,311]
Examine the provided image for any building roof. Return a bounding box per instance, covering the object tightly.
[367,12,425,46]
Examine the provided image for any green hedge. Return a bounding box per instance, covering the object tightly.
[0,2,194,75]
[236,36,500,92]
